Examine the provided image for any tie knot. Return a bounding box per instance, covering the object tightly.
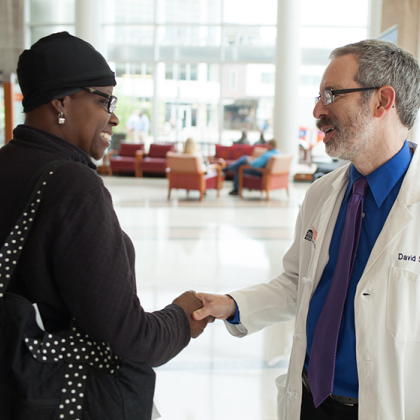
[352,176,368,197]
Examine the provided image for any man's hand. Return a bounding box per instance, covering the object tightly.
[173,291,214,338]
[192,293,237,321]
[246,156,255,163]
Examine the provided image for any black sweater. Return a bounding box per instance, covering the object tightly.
[0,125,190,367]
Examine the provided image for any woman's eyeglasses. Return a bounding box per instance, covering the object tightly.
[81,87,118,114]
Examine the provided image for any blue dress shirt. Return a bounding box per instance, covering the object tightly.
[305,140,412,398]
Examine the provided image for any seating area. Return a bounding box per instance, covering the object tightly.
[107,141,176,177]
[166,152,224,201]
[104,141,292,202]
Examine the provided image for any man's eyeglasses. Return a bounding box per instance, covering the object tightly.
[81,87,118,114]
[315,87,381,106]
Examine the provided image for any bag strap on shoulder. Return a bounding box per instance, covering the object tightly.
[0,160,68,297]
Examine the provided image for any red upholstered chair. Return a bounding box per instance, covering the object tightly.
[109,141,144,177]
[166,152,224,201]
[137,143,176,176]
[239,154,293,201]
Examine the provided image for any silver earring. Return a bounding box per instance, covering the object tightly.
[58,112,65,125]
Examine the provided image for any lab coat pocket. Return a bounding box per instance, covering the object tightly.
[275,373,288,410]
[387,266,420,342]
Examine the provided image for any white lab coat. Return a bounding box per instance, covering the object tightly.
[226,143,420,420]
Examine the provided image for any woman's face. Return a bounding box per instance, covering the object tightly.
[61,86,119,160]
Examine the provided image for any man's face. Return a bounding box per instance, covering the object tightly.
[313,54,375,162]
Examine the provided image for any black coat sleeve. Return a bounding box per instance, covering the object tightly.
[51,178,190,367]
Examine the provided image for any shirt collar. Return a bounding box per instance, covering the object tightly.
[347,140,412,207]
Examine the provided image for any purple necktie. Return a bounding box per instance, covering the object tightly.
[308,176,369,408]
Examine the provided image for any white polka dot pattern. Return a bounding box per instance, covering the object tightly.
[23,322,121,419]
[0,162,66,300]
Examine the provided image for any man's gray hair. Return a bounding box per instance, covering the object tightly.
[330,39,420,129]
[267,138,278,149]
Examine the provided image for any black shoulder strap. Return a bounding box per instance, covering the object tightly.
[0,160,69,297]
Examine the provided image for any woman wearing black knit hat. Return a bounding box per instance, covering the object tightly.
[0,32,209,420]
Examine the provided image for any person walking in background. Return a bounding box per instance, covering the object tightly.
[126,109,141,142]
[224,138,280,195]
[126,109,142,143]
[139,109,150,142]
[193,39,420,420]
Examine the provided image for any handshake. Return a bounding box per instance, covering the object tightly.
[172,291,237,338]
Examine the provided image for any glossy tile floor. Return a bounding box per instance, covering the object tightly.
[102,175,311,420]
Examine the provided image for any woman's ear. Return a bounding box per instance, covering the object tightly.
[50,97,67,114]
[49,98,70,126]
[374,85,396,119]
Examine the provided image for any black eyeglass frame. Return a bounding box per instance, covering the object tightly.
[81,87,118,114]
[315,87,381,106]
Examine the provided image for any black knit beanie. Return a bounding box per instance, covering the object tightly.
[17,32,116,112]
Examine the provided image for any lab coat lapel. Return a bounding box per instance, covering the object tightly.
[310,167,350,291]
[362,144,420,278]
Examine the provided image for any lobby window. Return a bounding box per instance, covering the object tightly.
[229,69,238,91]
[165,64,174,80]
[207,64,218,82]
[190,64,198,81]
[261,73,275,84]
[180,64,187,80]
[24,0,370,144]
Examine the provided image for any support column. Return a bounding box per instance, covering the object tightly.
[3,73,15,144]
[152,0,160,144]
[152,65,160,144]
[273,0,300,167]
[75,0,101,51]
[381,0,420,142]
[369,0,383,38]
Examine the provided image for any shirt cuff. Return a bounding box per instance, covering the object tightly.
[226,298,241,324]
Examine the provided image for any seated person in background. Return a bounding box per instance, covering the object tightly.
[183,137,198,154]
[183,137,208,172]
[224,138,280,195]
[233,128,249,144]
[255,129,266,145]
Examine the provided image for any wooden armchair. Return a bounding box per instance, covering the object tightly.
[238,154,293,201]
[166,152,224,201]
